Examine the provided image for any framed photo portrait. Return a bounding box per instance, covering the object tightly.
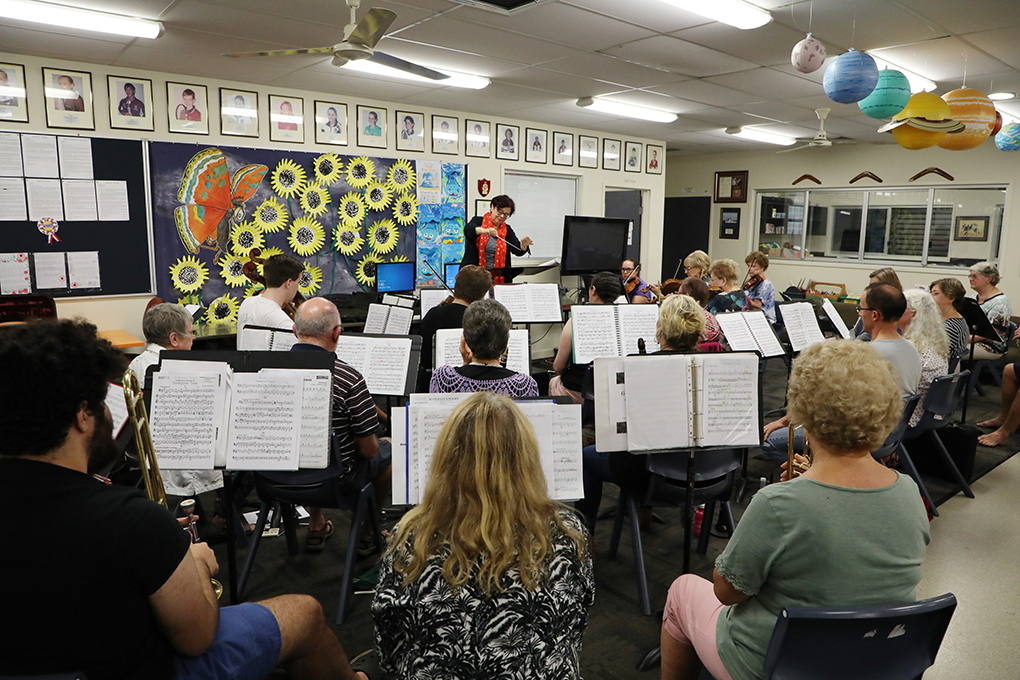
[714,170,748,203]
[465,119,490,158]
[553,132,573,166]
[955,216,989,242]
[475,198,491,218]
[578,135,598,169]
[603,138,621,171]
[357,105,387,148]
[269,95,303,143]
[0,63,29,123]
[167,82,208,135]
[646,144,664,175]
[525,128,547,164]
[395,110,424,152]
[314,101,347,146]
[220,88,258,138]
[108,76,153,131]
[720,207,740,240]
[43,67,93,130]
[432,115,459,155]
[495,123,519,161]
[624,141,642,173]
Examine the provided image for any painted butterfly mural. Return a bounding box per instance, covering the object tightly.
[174,148,267,261]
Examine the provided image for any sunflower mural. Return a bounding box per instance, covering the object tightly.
[299,263,323,296]
[313,153,343,185]
[169,255,209,293]
[300,183,331,217]
[364,181,392,212]
[204,294,239,324]
[219,254,249,287]
[345,156,375,189]
[271,158,307,198]
[338,192,367,229]
[288,217,325,256]
[387,158,416,193]
[355,252,383,286]
[393,192,419,226]
[177,292,203,307]
[254,197,288,233]
[242,282,265,298]
[230,222,265,258]
[368,219,399,254]
[335,226,365,256]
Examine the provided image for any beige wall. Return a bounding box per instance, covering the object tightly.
[663,140,1016,301]
[0,51,665,346]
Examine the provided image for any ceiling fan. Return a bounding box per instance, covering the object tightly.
[777,108,856,153]
[221,0,449,81]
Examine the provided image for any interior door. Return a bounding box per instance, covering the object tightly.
[605,189,642,263]
[662,196,711,279]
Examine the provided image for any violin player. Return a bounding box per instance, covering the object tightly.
[743,251,776,323]
[236,253,302,345]
[622,259,653,304]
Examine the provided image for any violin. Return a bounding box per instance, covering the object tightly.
[742,273,765,291]
[241,247,305,320]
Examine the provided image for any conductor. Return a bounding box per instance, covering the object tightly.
[463,195,533,284]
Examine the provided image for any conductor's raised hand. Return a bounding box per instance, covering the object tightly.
[520,236,534,249]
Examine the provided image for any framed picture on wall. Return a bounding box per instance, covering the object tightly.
[720,207,740,240]
[220,88,258,138]
[0,63,28,123]
[432,114,459,155]
[955,216,989,242]
[714,170,748,203]
[396,110,424,152]
[578,135,598,168]
[553,131,573,166]
[43,67,93,130]
[314,101,347,146]
[465,119,490,158]
[495,123,519,161]
[646,144,664,174]
[105,76,151,131]
[525,128,547,164]
[269,95,304,143]
[624,141,641,172]
[357,105,387,148]
[475,198,491,218]
[167,81,208,135]
[603,138,621,171]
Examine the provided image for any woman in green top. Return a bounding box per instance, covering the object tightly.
[661,339,930,680]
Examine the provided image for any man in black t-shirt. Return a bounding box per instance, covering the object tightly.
[0,320,369,680]
[418,264,493,377]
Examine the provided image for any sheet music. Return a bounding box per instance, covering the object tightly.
[408,392,471,406]
[783,302,825,353]
[226,372,302,470]
[260,369,331,469]
[105,382,130,437]
[550,404,583,500]
[527,283,563,322]
[515,401,555,495]
[623,355,693,451]
[743,311,786,357]
[433,328,529,375]
[336,335,412,395]
[391,406,409,504]
[504,328,530,375]
[149,370,225,470]
[492,284,528,321]
[695,354,759,447]
[715,312,758,353]
[363,304,389,334]
[419,288,449,318]
[593,357,629,453]
[617,304,660,355]
[238,326,297,351]
[385,305,413,335]
[571,305,619,364]
[822,298,852,339]
[415,404,453,502]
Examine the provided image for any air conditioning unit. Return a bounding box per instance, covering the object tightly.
[446,0,555,14]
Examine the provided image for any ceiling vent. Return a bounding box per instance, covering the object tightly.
[447,0,555,14]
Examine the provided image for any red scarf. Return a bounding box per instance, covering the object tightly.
[477,213,508,284]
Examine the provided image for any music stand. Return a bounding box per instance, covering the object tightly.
[955,297,1003,422]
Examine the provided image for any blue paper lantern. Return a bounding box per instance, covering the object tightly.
[823,50,879,104]
[995,122,1020,151]
[858,68,911,119]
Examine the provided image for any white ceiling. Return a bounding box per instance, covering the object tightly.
[4,0,1020,155]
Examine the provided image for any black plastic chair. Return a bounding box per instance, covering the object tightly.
[961,321,1016,401]
[871,394,934,514]
[763,592,957,679]
[608,449,741,616]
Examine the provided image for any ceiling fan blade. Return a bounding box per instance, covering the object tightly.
[776,145,809,154]
[222,47,334,58]
[370,51,450,81]
[347,8,397,49]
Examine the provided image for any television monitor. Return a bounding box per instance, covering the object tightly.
[444,262,460,289]
[560,216,630,276]
[376,261,415,293]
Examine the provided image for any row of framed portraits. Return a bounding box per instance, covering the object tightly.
[0,62,664,173]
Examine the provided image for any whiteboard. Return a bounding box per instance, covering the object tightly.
[504,171,578,260]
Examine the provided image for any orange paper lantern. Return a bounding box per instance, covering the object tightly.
[937,88,996,150]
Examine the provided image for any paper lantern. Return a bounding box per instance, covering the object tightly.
[823,50,879,104]
[791,34,826,74]
[937,88,996,150]
[995,123,1020,151]
[858,68,910,119]
[992,110,1003,136]
[890,92,952,150]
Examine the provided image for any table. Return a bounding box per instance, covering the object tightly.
[98,329,144,349]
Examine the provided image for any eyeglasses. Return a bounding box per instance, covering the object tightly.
[855,306,875,313]
[492,210,512,220]
[621,267,635,273]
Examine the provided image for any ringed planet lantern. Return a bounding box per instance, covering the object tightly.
[878,92,965,150]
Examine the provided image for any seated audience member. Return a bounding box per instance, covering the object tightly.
[622,259,654,304]
[967,261,1012,360]
[930,277,970,361]
[977,347,1020,446]
[661,339,929,680]
[705,259,748,316]
[419,264,492,373]
[679,277,721,344]
[685,250,712,283]
[0,319,370,680]
[291,298,389,554]
[761,282,920,463]
[900,289,950,427]
[854,267,903,340]
[742,251,776,323]
[372,391,594,678]
[430,299,538,398]
[551,271,624,404]
[575,294,705,532]
[237,254,302,344]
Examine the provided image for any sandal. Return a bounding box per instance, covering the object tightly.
[306,519,334,552]
[357,534,379,559]
[350,649,383,680]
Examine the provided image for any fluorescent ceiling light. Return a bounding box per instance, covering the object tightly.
[725,126,796,146]
[870,57,936,94]
[0,0,163,39]
[989,92,1016,101]
[576,97,677,123]
[656,0,771,30]
[342,60,489,89]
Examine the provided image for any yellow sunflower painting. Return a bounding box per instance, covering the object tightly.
[243,282,265,298]
[337,192,367,229]
[355,252,383,286]
[368,219,399,254]
[288,217,326,256]
[393,192,420,226]
[169,255,209,293]
[300,183,331,217]
[299,263,323,296]
[230,222,265,258]
[345,156,375,189]
[364,181,392,212]
[389,255,410,263]
[387,158,416,193]
[254,197,288,234]
[271,158,307,198]
[219,254,249,287]
[313,152,343,185]
[335,227,365,256]
[177,293,203,307]
[204,294,240,325]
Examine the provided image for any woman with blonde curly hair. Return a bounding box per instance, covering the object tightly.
[900,289,949,427]
[661,340,930,680]
[372,391,594,678]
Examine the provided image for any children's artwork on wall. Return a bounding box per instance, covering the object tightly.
[415,161,466,287]
[150,142,427,308]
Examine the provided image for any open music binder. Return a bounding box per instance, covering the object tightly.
[419,288,450,319]
[492,283,563,323]
[821,298,853,339]
[593,352,761,453]
[432,327,531,375]
[237,324,298,351]
[570,303,660,364]
[145,350,336,472]
[777,302,826,352]
[363,302,414,335]
[334,333,421,396]
[714,310,784,357]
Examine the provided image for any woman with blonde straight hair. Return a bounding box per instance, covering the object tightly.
[372,391,594,679]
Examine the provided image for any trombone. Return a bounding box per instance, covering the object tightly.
[123,368,223,599]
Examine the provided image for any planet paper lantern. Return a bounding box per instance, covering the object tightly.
[858,68,911,119]
[992,110,1003,136]
[995,123,1020,151]
[791,34,826,74]
[823,49,879,104]
[937,88,996,150]
[878,92,963,150]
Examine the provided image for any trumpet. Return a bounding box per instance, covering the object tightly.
[123,369,223,600]
[786,423,812,479]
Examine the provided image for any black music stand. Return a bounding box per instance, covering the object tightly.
[955,298,1003,423]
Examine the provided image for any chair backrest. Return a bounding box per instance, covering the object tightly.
[0,294,57,324]
[764,592,957,680]
[872,394,922,460]
[916,371,970,426]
